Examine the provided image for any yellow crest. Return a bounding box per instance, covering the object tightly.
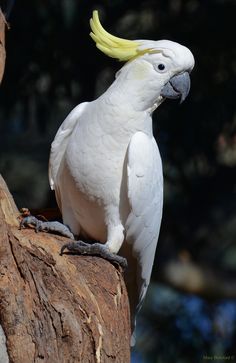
[90,10,158,62]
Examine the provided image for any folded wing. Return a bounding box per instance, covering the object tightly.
[124,131,163,336]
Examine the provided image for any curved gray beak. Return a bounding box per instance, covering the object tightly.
[160,71,191,104]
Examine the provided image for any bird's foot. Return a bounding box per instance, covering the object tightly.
[20,215,74,239]
[60,241,127,269]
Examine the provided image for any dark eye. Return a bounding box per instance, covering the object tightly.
[158,63,165,71]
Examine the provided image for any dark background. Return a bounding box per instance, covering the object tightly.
[0,1,236,362]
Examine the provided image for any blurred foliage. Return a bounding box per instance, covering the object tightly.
[0,0,236,362]
[133,284,236,363]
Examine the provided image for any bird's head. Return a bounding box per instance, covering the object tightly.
[90,11,194,110]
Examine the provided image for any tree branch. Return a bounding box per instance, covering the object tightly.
[0,7,6,83]
[0,175,131,363]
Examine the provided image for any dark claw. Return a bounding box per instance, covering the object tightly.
[60,241,88,255]
[61,241,128,269]
[35,224,41,233]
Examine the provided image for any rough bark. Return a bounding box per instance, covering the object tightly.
[0,175,131,363]
[0,8,6,83]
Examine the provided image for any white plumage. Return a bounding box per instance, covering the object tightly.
[49,11,194,343]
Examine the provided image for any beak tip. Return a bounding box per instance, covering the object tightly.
[180,94,186,104]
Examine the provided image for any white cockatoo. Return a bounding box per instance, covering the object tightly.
[23,10,194,343]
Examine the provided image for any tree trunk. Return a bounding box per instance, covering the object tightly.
[0,175,131,363]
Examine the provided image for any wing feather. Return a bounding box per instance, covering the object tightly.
[48,102,88,191]
[124,131,163,327]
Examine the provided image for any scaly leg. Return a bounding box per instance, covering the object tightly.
[60,241,127,269]
[20,216,74,239]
